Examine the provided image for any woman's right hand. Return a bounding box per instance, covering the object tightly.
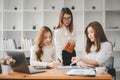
[47,61,60,68]
[70,57,81,65]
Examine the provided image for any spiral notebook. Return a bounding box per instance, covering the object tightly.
[66,69,96,76]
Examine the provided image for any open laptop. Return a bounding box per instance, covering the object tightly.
[6,51,46,74]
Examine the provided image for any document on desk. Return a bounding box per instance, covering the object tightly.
[66,69,96,76]
[57,66,82,69]
[34,66,46,69]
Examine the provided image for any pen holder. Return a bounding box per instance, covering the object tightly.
[1,65,10,75]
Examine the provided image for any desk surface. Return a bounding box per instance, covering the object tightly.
[0,69,112,80]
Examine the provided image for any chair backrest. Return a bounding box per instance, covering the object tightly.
[0,65,1,73]
[107,57,116,80]
[107,57,114,69]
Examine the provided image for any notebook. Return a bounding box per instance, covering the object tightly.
[6,51,46,74]
[57,65,82,69]
[64,41,75,53]
[66,69,96,76]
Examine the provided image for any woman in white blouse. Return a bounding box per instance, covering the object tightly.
[30,26,59,68]
[54,7,76,65]
[71,21,113,67]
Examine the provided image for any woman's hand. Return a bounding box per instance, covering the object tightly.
[69,40,75,48]
[47,61,60,68]
[70,57,81,65]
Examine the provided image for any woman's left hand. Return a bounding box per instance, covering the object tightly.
[69,40,75,48]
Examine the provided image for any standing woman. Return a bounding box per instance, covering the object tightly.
[71,21,112,67]
[54,7,76,65]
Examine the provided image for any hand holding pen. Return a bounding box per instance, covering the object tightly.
[57,58,61,63]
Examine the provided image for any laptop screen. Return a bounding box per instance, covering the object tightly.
[6,51,30,73]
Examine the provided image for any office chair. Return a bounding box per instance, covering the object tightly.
[0,64,1,73]
[107,57,116,80]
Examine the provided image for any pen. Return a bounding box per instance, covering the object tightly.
[57,58,61,63]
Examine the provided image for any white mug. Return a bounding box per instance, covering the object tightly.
[95,67,108,74]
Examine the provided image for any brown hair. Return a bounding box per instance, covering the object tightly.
[56,7,74,33]
[84,21,108,53]
[35,26,53,61]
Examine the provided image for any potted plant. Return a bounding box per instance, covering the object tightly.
[0,56,15,75]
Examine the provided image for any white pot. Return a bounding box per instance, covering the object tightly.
[1,65,10,75]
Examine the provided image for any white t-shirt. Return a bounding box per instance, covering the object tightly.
[84,42,112,67]
[30,45,55,68]
[54,25,76,62]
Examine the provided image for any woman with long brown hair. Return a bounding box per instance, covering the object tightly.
[71,21,112,67]
[55,7,76,66]
[30,26,59,68]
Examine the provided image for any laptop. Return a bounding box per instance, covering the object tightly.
[6,51,46,74]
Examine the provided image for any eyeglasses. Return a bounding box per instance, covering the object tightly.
[63,17,71,22]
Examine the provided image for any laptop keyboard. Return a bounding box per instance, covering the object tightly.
[29,67,46,73]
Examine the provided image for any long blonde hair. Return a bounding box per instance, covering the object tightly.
[35,26,53,61]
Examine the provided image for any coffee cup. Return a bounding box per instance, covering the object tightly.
[95,67,108,74]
